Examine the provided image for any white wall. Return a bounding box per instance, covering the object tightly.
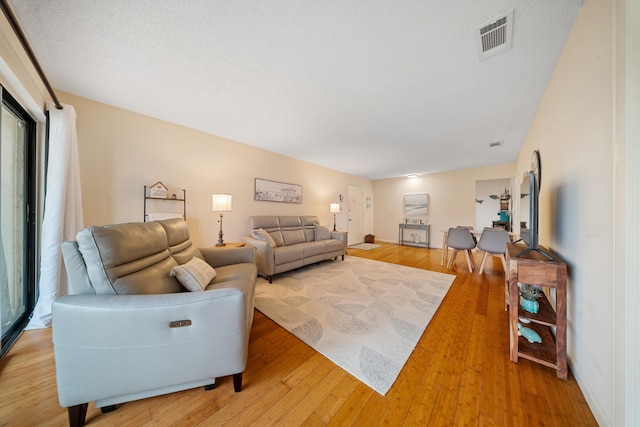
[373,163,515,248]
[475,178,512,230]
[59,91,374,248]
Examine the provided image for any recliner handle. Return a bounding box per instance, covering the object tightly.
[169,320,192,328]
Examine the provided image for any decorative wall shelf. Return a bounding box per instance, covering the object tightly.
[143,186,186,221]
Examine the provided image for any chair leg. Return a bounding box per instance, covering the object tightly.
[67,403,88,427]
[464,250,474,272]
[447,250,457,268]
[499,254,507,272]
[479,252,489,275]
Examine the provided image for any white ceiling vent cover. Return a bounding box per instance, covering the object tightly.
[477,9,514,61]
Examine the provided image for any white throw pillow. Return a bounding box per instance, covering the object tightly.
[254,228,276,248]
[170,256,216,292]
[314,224,331,241]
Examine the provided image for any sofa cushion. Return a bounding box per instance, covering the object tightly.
[282,228,306,245]
[270,230,285,247]
[158,218,203,265]
[170,257,217,292]
[279,216,306,245]
[249,216,280,230]
[303,241,326,258]
[301,216,319,241]
[274,245,304,265]
[253,228,276,248]
[76,221,183,295]
[314,224,331,241]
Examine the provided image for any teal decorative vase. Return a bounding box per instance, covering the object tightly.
[520,298,539,314]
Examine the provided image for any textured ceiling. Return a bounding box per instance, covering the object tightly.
[10,0,583,180]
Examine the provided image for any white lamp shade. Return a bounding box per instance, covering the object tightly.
[212,193,232,212]
[330,203,340,213]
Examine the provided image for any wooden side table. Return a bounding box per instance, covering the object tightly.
[211,242,245,248]
[506,242,568,380]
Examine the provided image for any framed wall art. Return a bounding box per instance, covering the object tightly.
[254,178,302,204]
[403,193,428,216]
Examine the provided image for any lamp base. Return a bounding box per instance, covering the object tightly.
[216,213,225,247]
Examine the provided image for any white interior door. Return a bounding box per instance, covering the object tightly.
[347,185,363,246]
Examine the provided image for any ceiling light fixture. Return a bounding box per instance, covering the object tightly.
[406,173,419,179]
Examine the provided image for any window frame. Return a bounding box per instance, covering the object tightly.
[0,86,38,357]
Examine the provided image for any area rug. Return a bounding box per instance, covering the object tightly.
[254,257,456,395]
[349,243,381,250]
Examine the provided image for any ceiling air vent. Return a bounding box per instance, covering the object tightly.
[476,9,514,61]
[489,141,504,148]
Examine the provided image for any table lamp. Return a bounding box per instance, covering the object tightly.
[212,193,232,246]
[330,203,340,231]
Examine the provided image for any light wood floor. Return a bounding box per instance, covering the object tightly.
[0,243,597,426]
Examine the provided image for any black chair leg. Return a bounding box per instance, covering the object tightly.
[233,373,243,392]
[204,383,216,391]
[67,403,88,427]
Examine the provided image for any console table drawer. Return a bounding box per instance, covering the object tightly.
[518,264,560,287]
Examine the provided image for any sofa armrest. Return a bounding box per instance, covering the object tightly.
[52,290,249,408]
[331,231,348,246]
[243,236,274,278]
[199,246,255,268]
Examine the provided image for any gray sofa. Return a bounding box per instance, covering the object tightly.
[244,215,347,283]
[54,218,257,427]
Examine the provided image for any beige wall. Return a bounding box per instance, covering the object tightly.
[373,163,515,247]
[515,0,620,424]
[3,1,633,422]
[58,92,373,248]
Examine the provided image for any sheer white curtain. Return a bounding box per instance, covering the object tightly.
[27,104,83,329]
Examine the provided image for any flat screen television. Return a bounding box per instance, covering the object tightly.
[518,170,552,259]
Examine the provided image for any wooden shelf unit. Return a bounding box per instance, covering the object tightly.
[143,186,186,221]
[506,242,568,380]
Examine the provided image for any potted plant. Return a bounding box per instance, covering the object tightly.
[519,283,543,314]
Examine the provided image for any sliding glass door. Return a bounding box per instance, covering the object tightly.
[0,87,36,356]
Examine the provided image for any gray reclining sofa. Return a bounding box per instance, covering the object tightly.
[244,215,347,283]
[54,218,257,427]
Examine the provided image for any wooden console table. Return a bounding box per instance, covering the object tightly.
[506,242,568,380]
